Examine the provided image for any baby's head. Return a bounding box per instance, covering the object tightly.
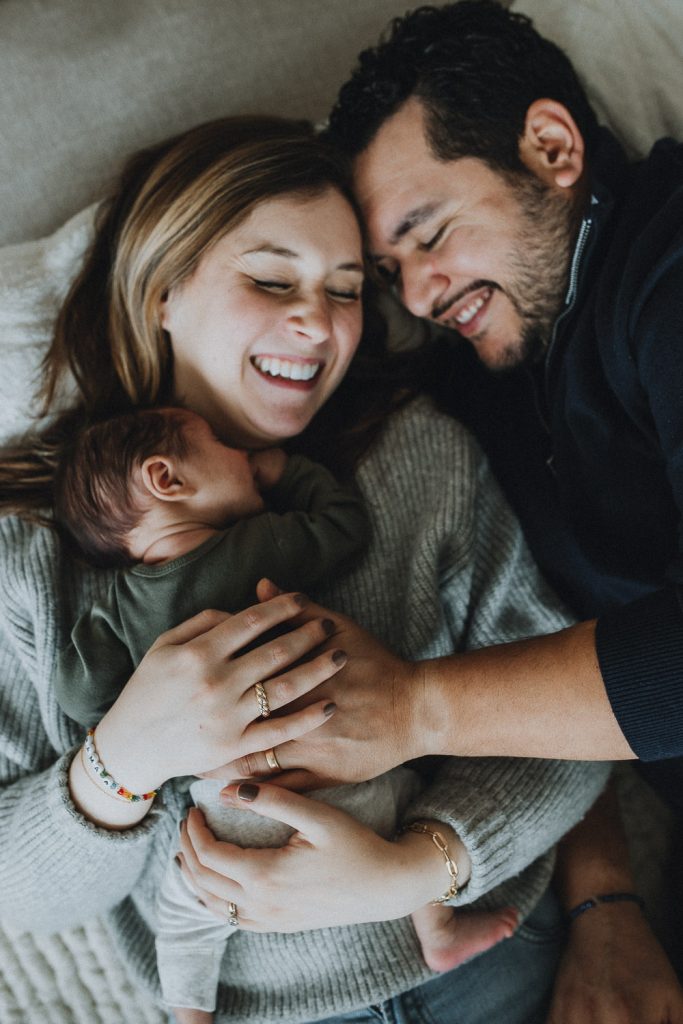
[54,407,264,568]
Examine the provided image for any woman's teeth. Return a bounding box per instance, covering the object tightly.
[253,356,320,381]
[455,289,491,325]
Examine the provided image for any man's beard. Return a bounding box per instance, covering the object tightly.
[469,172,579,373]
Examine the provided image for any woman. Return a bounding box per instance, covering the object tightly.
[0,116,607,1023]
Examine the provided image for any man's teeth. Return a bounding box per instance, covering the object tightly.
[253,357,320,381]
[455,290,490,325]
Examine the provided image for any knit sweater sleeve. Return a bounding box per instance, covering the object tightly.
[0,517,165,933]
[400,419,610,905]
[596,263,683,760]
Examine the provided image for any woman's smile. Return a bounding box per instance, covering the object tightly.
[251,354,324,387]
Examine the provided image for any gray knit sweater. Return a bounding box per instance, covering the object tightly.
[0,397,609,1023]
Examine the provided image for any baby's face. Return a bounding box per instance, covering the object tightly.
[184,413,265,525]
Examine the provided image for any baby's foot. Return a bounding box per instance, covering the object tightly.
[412,903,519,973]
[171,1007,214,1024]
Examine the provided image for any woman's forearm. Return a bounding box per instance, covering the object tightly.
[68,744,154,830]
[0,750,159,931]
[421,620,635,761]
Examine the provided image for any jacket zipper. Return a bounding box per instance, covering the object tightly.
[536,199,597,464]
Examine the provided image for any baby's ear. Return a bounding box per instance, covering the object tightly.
[140,455,194,501]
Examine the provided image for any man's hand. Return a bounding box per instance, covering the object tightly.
[216,580,430,789]
[547,903,683,1024]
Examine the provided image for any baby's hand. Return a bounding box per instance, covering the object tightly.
[250,448,288,490]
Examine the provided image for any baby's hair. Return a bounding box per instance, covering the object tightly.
[54,407,191,569]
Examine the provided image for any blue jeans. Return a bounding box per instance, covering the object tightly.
[316,889,564,1024]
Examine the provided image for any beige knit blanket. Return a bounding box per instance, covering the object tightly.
[0,920,163,1023]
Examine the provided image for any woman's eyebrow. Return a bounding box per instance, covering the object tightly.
[243,245,363,273]
[243,244,298,258]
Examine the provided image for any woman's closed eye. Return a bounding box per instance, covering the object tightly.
[252,278,292,292]
[252,278,359,303]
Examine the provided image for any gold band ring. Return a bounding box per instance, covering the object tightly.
[254,682,271,718]
[227,900,239,927]
[264,747,281,771]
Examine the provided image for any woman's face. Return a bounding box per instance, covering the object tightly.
[162,188,364,448]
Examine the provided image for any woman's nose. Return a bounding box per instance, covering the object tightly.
[286,295,331,345]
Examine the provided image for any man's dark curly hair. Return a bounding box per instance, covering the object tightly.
[326,1,599,173]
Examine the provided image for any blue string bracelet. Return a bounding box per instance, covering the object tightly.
[567,891,645,922]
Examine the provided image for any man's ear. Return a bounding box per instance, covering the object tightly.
[518,99,585,189]
[140,455,195,501]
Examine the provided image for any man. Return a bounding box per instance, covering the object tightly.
[318,0,683,794]
[322,2,683,1017]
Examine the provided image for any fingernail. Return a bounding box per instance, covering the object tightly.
[332,649,347,665]
[321,618,335,636]
[324,702,337,717]
[293,593,308,607]
[196,897,206,908]
[238,783,259,802]
[174,854,182,867]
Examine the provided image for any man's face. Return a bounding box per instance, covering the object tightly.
[353,97,576,371]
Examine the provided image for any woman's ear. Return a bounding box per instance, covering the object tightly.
[140,455,195,501]
[518,99,585,189]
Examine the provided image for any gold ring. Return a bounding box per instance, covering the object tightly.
[264,747,281,771]
[227,900,239,927]
[254,682,271,718]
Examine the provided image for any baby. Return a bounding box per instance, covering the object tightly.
[53,406,517,1024]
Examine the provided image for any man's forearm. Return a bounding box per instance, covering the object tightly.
[422,620,636,760]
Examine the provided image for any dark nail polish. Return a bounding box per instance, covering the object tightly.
[321,618,335,636]
[238,783,259,802]
[196,897,206,908]
[332,649,347,665]
[174,854,182,867]
[324,702,337,717]
[293,593,308,607]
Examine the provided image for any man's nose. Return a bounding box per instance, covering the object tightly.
[399,259,448,319]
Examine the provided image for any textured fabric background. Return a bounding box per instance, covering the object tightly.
[0,0,416,245]
[511,0,683,157]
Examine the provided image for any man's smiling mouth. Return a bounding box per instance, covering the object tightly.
[434,284,497,336]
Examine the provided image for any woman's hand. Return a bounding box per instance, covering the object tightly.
[94,594,344,794]
[222,585,433,789]
[547,903,683,1023]
[177,783,470,932]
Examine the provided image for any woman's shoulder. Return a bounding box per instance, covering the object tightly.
[366,393,485,473]
[354,394,489,524]
[0,513,57,577]
[0,513,106,617]
[0,516,62,625]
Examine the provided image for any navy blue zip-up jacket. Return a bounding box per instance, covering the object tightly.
[440,129,683,800]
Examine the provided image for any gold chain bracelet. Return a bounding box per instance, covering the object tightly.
[402,822,459,903]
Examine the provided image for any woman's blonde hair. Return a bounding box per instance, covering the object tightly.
[48,116,361,414]
[0,115,418,523]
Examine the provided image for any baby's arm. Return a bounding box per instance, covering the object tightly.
[257,453,371,590]
[55,591,135,727]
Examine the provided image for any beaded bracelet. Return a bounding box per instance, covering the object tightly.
[567,891,645,922]
[403,822,459,903]
[84,728,157,803]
